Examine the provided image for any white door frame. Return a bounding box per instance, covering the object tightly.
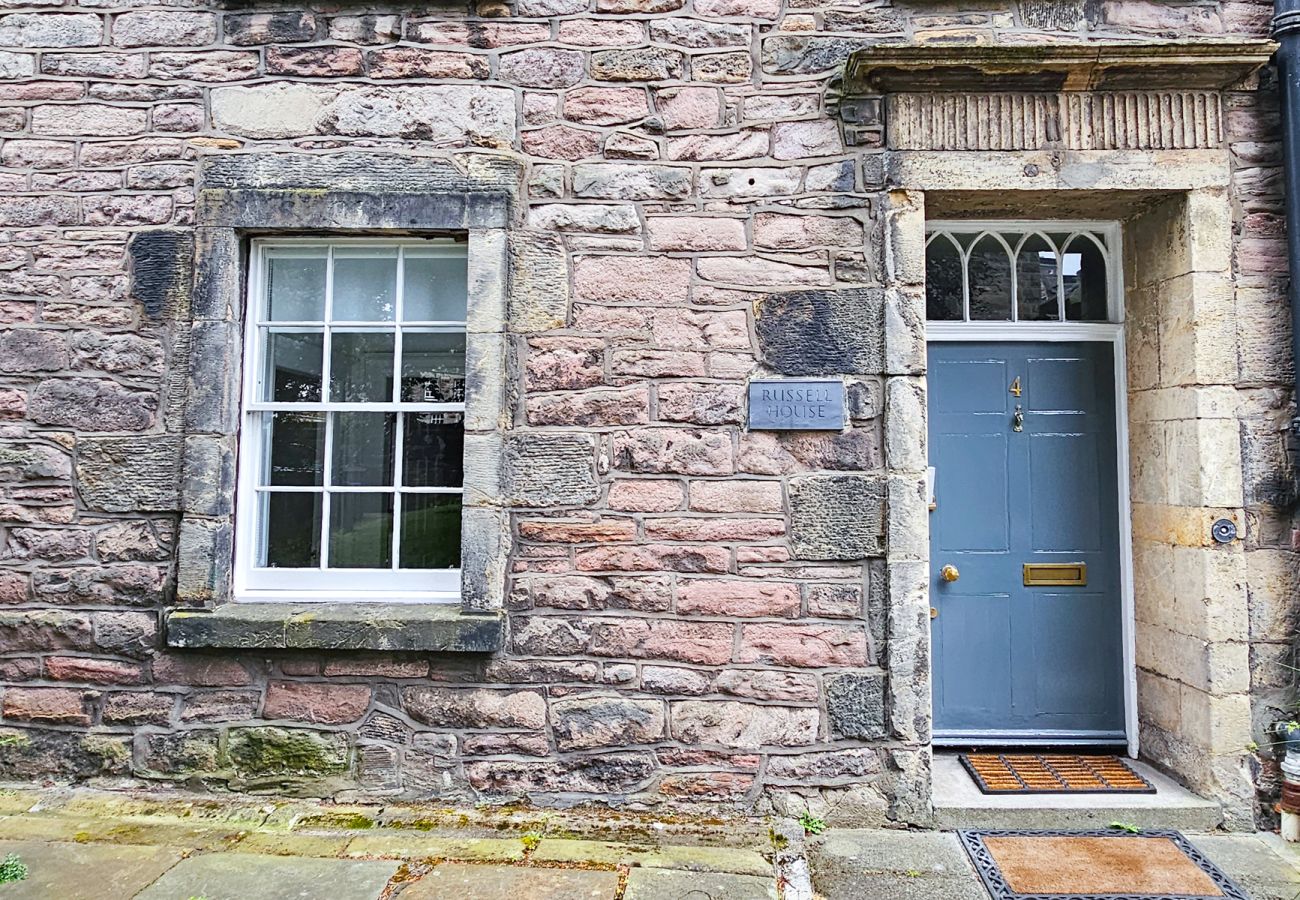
[924,221,1139,758]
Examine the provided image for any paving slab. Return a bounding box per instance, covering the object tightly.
[0,839,182,900]
[532,838,772,876]
[344,831,524,861]
[1192,834,1300,900]
[401,863,617,898]
[622,867,777,900]
[231,829,350,858]
[133,851,398,900]
[809,829,986,900]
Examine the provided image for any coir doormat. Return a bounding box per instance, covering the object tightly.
[960,753,1157,794]
[959,829,1250,900]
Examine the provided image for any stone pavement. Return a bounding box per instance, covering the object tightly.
[0,786,781,899]
[809,828,1300,900]
[2,786,1300,898]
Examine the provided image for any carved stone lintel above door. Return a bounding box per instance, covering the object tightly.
[835,42,1276,152]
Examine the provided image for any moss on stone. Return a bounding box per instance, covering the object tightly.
[227,727,349,778]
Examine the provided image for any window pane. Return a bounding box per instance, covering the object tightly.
[400,494,462,569]
[401,331,466,403]
[264,331,323,402]
[1063,236,1109,321]
[333,250,397,322]
[1016,234,1059,322]
[329,493,393,568]
[329,331,394,402]
[404,254,468,322]
[403,412,465,487]
[926,235,963,320]
[968,235,1013,321]
[262,492,322,567]
[266,412,324,486]
[267,253,326,321]
[332,412,395,486]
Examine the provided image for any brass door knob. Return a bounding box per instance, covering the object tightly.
[940,564,960,582]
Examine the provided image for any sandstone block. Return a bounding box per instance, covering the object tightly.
[551,696,666,750]
[714,669,819,701]
[671,700,817,748]
[576,543,731,574]
[227,727,349,777]
[523,124,601,161]
[525,337,604,391]
[678,579,800,617]
[528,203,640,234]
[3,687,91,726]
[31,104,146,136]
[500,48,585,88]
[574,255,691,304]
[589,618,734,664]
[591,48,684,82]
[0,14,102,48]
[608,479,684,512]
[113,12,215,48]
[402,687,546,730]
[689,481,783,513]
[564,86,649,125]
[755,287,885,375]
[29,378,157,432]
[754,212,864,249]
[45,656,145,686]
[647,216,747,251]
[612,428,734,476]
[656,382,745,425]
[264,682,373,725]
[268,46,365,77]
[771,120,844,159]
[738,623,869,667]
[573,163,692,199]
[656,86,722,130]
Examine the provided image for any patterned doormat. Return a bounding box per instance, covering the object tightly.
[960,753,1157,794]
[959,829,1250,900]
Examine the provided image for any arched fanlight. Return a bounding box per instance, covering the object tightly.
[967,232,1014,321]
[925,232,964,321]
[1062,232,1109,321]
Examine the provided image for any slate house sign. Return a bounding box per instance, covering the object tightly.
[747,379,845,431]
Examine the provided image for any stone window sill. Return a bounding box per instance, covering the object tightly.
[164,603,504,652]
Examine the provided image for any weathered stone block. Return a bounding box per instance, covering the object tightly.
[402,687,546,730]
[826,671,886,739]
[756,287,885,376]
[671,700,818,748]
[77,436,182,513]
[127,229,194,320]
[788,475,886,559]
[551,696,666,750]
[501,434,599,507]
[227,727,350,777]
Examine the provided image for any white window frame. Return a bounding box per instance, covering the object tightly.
[232,237,468,604]
[925,219,1124,338]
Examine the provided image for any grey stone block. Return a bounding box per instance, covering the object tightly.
[826,672,887,739]
[181,435,235,517]
[175,517,233,606]
[77,436,183,513]
[756,287,885,376]
[501,433,600,508]
[183,320,240,435]
[127,229,193,321]
[788,474,886,559]
[508,232,569,332]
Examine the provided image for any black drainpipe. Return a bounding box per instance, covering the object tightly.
[1276,0,1300,434]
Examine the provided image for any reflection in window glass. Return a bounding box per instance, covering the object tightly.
[401,495,462,569]
[267,253,326,321]
[404,254,468,322]
[329,332,394,403]
[968,234,1013,321]
[1063,236,1108,321]
[404,413,465,488]
[262,492,322,567]
[265,412,324,487]
[333,250,397,321]
[401,331,466,403]
[1016,234,1059,322]
[264,331,323,402]
[926,235,963,321]
[329,493,393,568]
[332,412,395,487]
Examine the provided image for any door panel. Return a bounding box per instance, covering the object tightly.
[929,340,1125,742]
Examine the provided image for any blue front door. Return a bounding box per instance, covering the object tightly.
[928,341,1126,743]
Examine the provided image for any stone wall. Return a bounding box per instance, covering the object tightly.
[0,0,1292,825]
